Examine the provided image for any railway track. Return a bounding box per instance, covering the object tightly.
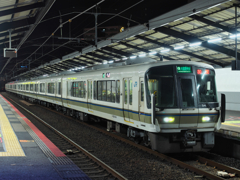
[4,93,240,180]
[4,96,127,180]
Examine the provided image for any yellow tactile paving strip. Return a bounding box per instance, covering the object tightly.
[0,105,25,156]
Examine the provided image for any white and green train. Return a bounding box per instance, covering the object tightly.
[6,60,225,153]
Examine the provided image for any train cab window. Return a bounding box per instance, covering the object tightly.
[40,83,45,93]
[141,81,144,102]
[196,69,217,103]
[48,83,55,94]
[94,81,97,100]
[35,84,38,92]
[180,79,194,107]
[26,84,29,91]
[129,80,133,105]
[58,82,61,95]
[30,84,33,91]
[116,80,120,103]
[146,65,177,109]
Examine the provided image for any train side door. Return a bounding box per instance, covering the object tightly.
[139,78,145,122]
[87,80,92,110]
[123,78,133,122]
[177,76,198,128]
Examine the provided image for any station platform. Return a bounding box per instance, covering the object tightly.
[0,94,90,180]
[217,110,240,140]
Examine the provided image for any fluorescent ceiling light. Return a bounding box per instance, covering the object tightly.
[103,62,108,64]
[174,46,184,50]
[122,57,128,60]
[149,51,157,55]
[160,49,170,53]
[189,42,201,47]
[139,53,146,57]
[208,38,222,43]
[82,67,85,69]
[130,56,136,59]
[108,60,114,63]
[230,34,240,38]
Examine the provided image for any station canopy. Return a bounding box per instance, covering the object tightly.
[5,0,240,80]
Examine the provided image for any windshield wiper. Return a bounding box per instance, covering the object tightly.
[206,103,212,110]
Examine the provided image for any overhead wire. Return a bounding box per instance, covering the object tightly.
[10,0,144,76]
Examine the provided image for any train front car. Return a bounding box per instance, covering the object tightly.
[146,63,224,153]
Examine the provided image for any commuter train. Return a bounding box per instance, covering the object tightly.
[5,60,225,153]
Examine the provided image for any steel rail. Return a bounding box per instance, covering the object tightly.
[196,156,240,176]
[5,96,127,180]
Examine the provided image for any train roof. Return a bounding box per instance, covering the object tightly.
[8,60,213,84]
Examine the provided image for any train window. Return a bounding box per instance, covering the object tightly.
[71,81,86,98]
[58,82,61,95]
[35,84,38,92]
[111,81,116,103]
[116,80,120,103]
[107,81,111,102]
[97,81,102,100]
[124,80,127,104]
[180,79,194,107]
[145,65,177,109]
[106,81,115,102]
[88,81,92,99]
[40,83,45,93]
[80,81,86,98]
[48,83,55,94]
[71,82,76,97]
[97,81,116,102]
[23,85,25,90]
[94,81,97,100]
[196,69,217,102]
[129,80,133,105]
[102,81,106,101]
[26,84,29,91]
[30,84,33,91]
[141,81,144,102]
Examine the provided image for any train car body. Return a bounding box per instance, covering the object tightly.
[6,60,225,153]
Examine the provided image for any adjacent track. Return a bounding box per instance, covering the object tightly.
[4,94,240,180]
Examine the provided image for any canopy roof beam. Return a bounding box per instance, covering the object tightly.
[136,35,224,67]
[156,27,240,60]
[0,2,45,17]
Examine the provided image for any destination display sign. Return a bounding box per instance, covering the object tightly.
[176,66,192,73]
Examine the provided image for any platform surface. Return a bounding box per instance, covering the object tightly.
[0,94,90,180]
[217,110,240,139]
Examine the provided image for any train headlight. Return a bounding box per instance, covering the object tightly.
[202,116,210,122]
[163,117,175,123]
